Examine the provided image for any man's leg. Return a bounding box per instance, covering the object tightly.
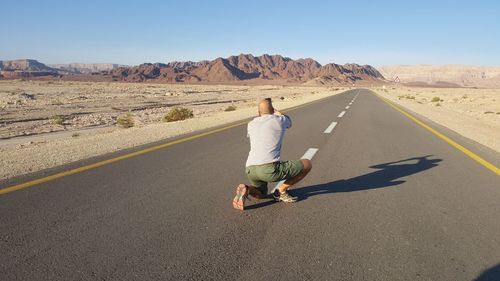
[245,166,268,199]
[278,159,312,194]
[247,185,266,199]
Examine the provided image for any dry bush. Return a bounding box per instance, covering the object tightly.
[117,113,134,128]
[163,107,194,122]
[50,115,64,125]
[224,105,237,112]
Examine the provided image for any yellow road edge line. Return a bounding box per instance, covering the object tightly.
[375,93,500,176]
[0,121,247,195]
[0,92,341,195]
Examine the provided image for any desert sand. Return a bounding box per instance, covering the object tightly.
[2,80,498,181]
[374,86,500,152]
[0,80,345,180]
[379,65,500,88]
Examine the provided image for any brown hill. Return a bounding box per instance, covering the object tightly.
[105,54,385,85]
[0,59,60,78]
[0,59,57,72]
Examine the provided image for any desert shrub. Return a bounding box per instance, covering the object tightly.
[72,132,80,137]
[50,115,64,125]
[224,105,237,112]
[431,96,441,102]
[117,113,134,128]
[435,102,441,107]
[163,107,194,122]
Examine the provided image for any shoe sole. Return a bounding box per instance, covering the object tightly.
[273,194,298,203]
[276,198,297,203]
[233,184,247,210]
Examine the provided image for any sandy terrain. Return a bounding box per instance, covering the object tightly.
[2,81,497,181]
[374,86,500,152]
[379,65,500,88]
[0,80,345,180]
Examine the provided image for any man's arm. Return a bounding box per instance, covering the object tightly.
[274,109,292,129]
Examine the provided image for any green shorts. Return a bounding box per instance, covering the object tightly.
[245,160,304,195]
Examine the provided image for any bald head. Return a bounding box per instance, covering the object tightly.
[258,99,274,115]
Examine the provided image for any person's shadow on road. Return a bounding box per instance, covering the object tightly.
[473,263,500,281]
[247,155,442,209]
[293,155,442,199]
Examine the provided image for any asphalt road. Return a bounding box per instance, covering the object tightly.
[1,89,499,281]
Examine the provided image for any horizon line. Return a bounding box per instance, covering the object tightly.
[2,55,500,68]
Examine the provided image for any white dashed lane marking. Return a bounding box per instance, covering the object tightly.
[338,111,346,118]
[345,106,350,109]
[323,121,337,134]
[271,148,319,193]
[301,148,319,160]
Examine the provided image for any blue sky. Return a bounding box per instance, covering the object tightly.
[1,0,499,66]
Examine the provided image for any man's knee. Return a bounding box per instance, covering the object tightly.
[300,159,312,173]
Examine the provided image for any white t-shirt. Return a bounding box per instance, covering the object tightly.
[245,114,292,167]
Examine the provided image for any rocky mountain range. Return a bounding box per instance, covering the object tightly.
[1,55,386,85]
[105,54,385,85]
[4,57,500,88]
[379,65,500,88]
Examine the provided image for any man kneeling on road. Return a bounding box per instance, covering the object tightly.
[233,98,312,210]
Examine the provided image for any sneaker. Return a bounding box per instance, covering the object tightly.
[233,184,248,210]
[272,189,298,203]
